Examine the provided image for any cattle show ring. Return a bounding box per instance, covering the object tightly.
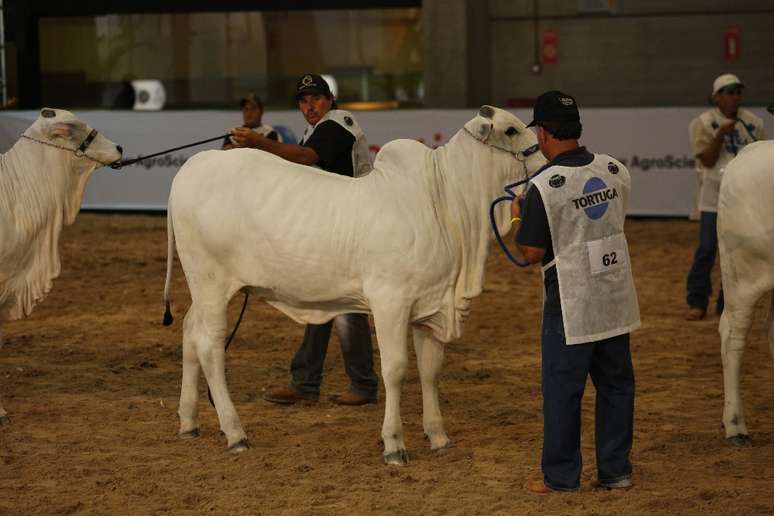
[0,105,771,515]
[1,2,774,514]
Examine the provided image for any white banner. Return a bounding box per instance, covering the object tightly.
[1,107,769,215]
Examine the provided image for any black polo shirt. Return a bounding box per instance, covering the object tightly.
[301,120,356,177]
[516,146,595,315]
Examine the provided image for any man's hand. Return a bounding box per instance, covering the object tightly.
[698,120,738,168]
[230,127,265,149]
[510,193,525,220]
[716,120,737,138]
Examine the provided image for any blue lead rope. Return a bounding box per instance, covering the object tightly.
[489,144,544,268]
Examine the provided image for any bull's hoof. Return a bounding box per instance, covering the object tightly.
[228,438,251,454]
[383,449,410,465]
[432,441,452,455]
[0,415,10,426]
[178,428,201,439]
[727,434,751,446]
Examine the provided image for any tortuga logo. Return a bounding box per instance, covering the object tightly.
[572,177,618,220]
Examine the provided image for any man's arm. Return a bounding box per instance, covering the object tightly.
[518,243,546,264]
[694,120,736,169]
[230,127,319,165]
[511,196,546,264]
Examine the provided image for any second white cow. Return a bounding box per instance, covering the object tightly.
[717,140,774,445]
[0,108,122,423]
[163,106,545,463]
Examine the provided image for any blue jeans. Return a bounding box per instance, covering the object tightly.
[290,314,378,399]
[541,313,635,491]
[686,211,724,313]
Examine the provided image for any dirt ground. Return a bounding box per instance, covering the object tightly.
[0,213,772,515]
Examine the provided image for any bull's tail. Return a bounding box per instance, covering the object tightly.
[162,203,175,326]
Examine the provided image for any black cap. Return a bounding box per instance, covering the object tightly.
[295,74,331,99]
[527,90,580,127]
[239,93,263,109]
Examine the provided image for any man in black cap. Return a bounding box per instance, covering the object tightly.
[510,90,639,494]
[222,93,279,150]
[230,74,377,406]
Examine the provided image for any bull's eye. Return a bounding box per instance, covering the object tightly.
[505,126,518,136]
[41,109,56,118]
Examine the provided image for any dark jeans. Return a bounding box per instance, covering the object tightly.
[290,313,378,399]
[541,313,635,491]
[686,211,724,313]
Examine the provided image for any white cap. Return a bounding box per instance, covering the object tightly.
[712,73,744,95]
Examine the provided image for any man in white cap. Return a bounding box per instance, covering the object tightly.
[685,74,766,320]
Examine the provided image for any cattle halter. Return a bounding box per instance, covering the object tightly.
[21,130,115,167]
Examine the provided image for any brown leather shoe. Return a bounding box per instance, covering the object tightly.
[524,478,556,494]
[685,307,706,321]
[589,478,634,490]
[525,478,555,494]
[263,386,317,405]
[526,477,581,493]
[330,391,377,406]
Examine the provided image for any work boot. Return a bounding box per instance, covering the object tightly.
[685,306,706,321]
[525,478,555,494]
[589,478,634,490]
[263,386,318,405]
[330,391,377,406]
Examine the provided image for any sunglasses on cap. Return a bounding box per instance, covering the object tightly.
[719,86,743,96]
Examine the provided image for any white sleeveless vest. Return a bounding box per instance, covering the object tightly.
[227,124,281,145]
[254,124,282,143]
[693,108,763,212]
[300,109,372,177]
[531,154,641,345]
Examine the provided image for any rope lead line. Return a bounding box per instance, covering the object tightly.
[490,192,530,268]
[110,133,230,169]
[489,160,545,269]
[207,291,250,408]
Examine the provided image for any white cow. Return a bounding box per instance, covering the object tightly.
[718,140,774,445]
[0,108,122,423]
[163,106,545,463]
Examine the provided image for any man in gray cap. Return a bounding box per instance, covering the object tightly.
[230,73,377,406]
[511,90,639,494]
[685,73,766,320]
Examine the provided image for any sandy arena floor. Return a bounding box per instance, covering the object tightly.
[0,214,772,515]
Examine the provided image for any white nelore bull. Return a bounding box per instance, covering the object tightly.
[163,106,545,463]
[0,108,122,423]
[718,140,774,445]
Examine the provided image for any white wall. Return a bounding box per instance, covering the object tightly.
[1,107,769,215]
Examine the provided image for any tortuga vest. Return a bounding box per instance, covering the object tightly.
[300,109,372,177]
[531,154,641,345]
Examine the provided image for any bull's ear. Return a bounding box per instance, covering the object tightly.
[49,122,76,140]
[41,108,56,118]
[464,116,492,142]
[477,121,492,140]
